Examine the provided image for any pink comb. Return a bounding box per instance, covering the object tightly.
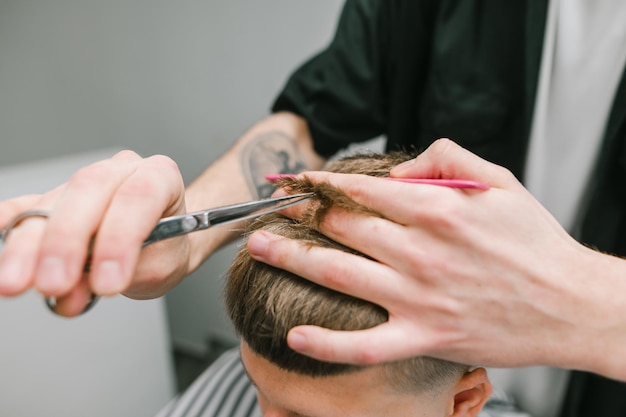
[265,174,489,190]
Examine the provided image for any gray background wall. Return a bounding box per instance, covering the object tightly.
[0,0,345,355]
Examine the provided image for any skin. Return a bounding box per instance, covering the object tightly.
[240,341,491,417]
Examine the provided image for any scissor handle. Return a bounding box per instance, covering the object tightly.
[0,210,98,316]
[1,210,50,240]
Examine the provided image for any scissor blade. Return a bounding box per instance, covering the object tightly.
[207,193,314,226]
[143,193,314,246]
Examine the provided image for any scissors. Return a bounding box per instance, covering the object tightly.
[0,192,314,316]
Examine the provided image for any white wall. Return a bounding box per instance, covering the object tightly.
[0,0,345,378]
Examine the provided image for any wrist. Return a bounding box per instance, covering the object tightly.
[561,246,626,379]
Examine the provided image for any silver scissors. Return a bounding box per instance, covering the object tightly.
[0,192,314,315]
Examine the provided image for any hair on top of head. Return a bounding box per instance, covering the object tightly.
[271,151,419,229]
[225,151,469,393]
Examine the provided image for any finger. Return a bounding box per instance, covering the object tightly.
[286,322,423,365]
[34,151,143,296]
[0,216,46,296]
[50,277,95,317]
[276,171,470,229]
[89,154,185,295]
[273,196,439,278]
[0,195,44,227]
[304,206,439,274]
[122,238,188,299]
[247,230,404,307]
[390,138,519,188]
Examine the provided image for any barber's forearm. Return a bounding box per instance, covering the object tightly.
[184,112,325,272]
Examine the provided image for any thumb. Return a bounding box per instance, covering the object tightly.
[390,138,518,189]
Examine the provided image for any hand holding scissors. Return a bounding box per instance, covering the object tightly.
[0,148,317,317]
[0,193,313,316]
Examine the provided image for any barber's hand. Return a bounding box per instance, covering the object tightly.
[0,150,191,317]
[246,139,625,377]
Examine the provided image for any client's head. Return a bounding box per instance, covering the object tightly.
[225,152,492,417]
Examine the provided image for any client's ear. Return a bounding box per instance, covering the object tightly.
[448,368,492,417]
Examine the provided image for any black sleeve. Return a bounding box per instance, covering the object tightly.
[272,0,389,158]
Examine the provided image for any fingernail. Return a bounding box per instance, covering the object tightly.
[93,261,124,295]
[288,330,307,350]
[36,256,67,292]
[391,158,416,174]
[248,231,270,257]
[0,259,24,293]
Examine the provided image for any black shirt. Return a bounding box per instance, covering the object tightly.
[272,0,546,180]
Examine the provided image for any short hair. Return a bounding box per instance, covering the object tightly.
[225,152,470,393]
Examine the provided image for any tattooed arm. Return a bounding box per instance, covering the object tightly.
[0,111,323,314]
[184,111,326,272]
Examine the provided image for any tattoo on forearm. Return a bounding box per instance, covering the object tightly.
[241,132,308,198]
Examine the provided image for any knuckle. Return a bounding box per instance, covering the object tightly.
[434,201,462,227]
[147,154,181,176]
[272,248,292,269]
[321,207,366,242]
[319,210,345,238]
[493,164,516,183]
[320,267,346,289]
[417,199,459,230]
[429,138,456,157]
[118,174,161,200]
[69,163,114,189]
[319,258,355,290]
[42,224,75,245]
[355,344,386,365]
[113,149,141,159]
[264,236,295,267]
[145,155,184,190]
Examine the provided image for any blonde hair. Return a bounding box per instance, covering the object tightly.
[225,152,469,392]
